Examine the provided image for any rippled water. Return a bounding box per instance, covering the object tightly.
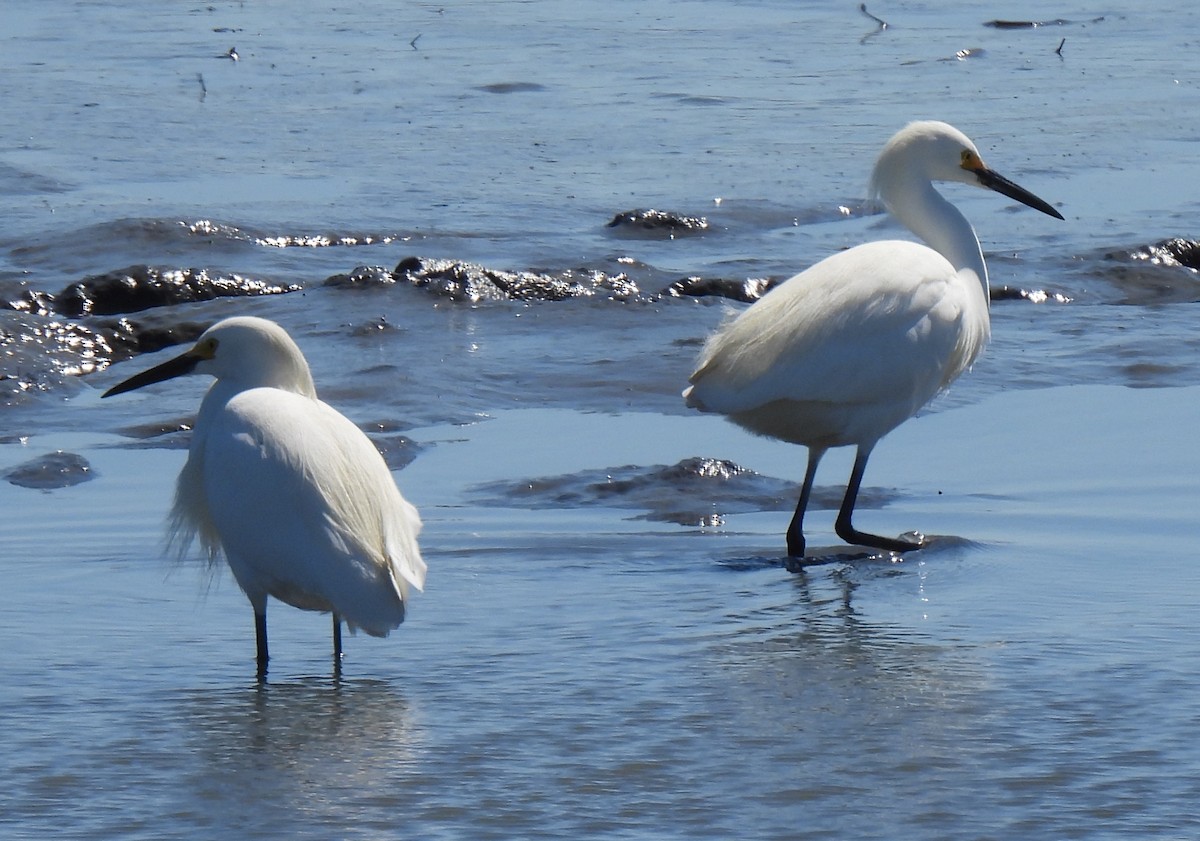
[4,1,1200,838]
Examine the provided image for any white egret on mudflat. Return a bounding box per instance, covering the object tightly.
[103,316,426,677]
[684,121,1063,558]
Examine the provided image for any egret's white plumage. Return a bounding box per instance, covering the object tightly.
[104,316,425,676]
[685,121,1063,558]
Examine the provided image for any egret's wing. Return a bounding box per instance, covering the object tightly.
[308,399,427,594]
[686,241,987,414]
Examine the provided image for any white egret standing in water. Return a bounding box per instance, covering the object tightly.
[684,121,1063,559]
[104,316,426,678]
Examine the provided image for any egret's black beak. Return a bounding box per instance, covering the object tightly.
[975,167,1064,220]
[102,351,200,398]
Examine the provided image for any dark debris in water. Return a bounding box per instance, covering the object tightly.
[984,19,1071,28]
[3,450,94,489]
[468,456,901,526]
[903,48,985,67]
[983,17,1104,28]
[606,208,710,240]
[475,82,546,94]
[940,48,986,62]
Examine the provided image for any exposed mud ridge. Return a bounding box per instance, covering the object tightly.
[0,309,209,401]
[663,275,775,303]
[468,455,901,526]
[991,286,1072,304]
[1,315,121,397]
[1123,238,1200,271]
[356,422,426,472]
[1097,239,1200,304]
[176,219,415,248]
[7,264,300,318]
[330,257,780,304]
[380,256,643,302]
[3,450,94,489]
[97,316,211,360]
[605,208,710,239]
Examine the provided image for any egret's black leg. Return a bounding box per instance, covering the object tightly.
[255,610,269,681]
[787,447,826,557]
[332,613,344,682]
[834,445,922,552]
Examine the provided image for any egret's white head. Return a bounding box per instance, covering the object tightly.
[873,121,981,191]
[869,120,1063,220]
[102,316,318,399]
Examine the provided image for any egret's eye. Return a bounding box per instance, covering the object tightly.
[960,149,984,171]
[195,337,219,360]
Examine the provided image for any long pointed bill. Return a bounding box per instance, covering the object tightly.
[975,167,1064,220]
[102,350,201,398]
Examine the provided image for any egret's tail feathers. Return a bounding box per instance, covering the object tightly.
[344,600,405,638]
[384,495,426,592]
[682,384,712,412]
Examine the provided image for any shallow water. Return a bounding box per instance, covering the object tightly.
[4,1,1200,838]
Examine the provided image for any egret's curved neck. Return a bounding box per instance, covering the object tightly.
[886,181,989,293]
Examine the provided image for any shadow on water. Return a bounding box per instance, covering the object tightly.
[713,532,978,572]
